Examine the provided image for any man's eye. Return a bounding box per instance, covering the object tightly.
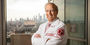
[51,10,54,12]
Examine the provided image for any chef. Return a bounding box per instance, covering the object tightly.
[31,3,67,45]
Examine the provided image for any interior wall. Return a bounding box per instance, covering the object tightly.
[53,0,64,21]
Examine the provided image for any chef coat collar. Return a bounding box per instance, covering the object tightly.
[48,17,59,24]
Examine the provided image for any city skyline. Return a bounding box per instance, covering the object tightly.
[7,13,47,21]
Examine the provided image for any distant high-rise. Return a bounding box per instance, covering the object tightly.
[27,17,29,21]
[38,13,42,22]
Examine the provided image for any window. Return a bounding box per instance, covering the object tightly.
[7,0,48,45]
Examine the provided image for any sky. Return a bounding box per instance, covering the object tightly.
[7,0,48,21]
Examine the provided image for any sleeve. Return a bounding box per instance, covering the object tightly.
[54,21,65,39]
[45,26,65,39]
[56,27,65,38]
[45,22,65,39]
[46,26,67,45]
[46,26,65,40]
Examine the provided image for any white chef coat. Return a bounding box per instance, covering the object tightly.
[31,18,67,45]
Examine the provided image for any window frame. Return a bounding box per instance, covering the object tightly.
[0,0,89,45]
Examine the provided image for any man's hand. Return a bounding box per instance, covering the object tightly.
[34,34,41,38]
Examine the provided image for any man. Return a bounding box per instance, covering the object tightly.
[31,3,67,45]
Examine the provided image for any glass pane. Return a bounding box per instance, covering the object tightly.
[65,0,87,45]
[69,40,85,45]
[7,0,48,45]
[65,0,85,39]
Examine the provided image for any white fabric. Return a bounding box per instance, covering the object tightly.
[31,18,67,45]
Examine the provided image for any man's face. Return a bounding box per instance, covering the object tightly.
[45,4,58,22]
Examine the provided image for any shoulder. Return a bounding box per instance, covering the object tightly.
[52,19,65,28]
[58,20,65,27]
